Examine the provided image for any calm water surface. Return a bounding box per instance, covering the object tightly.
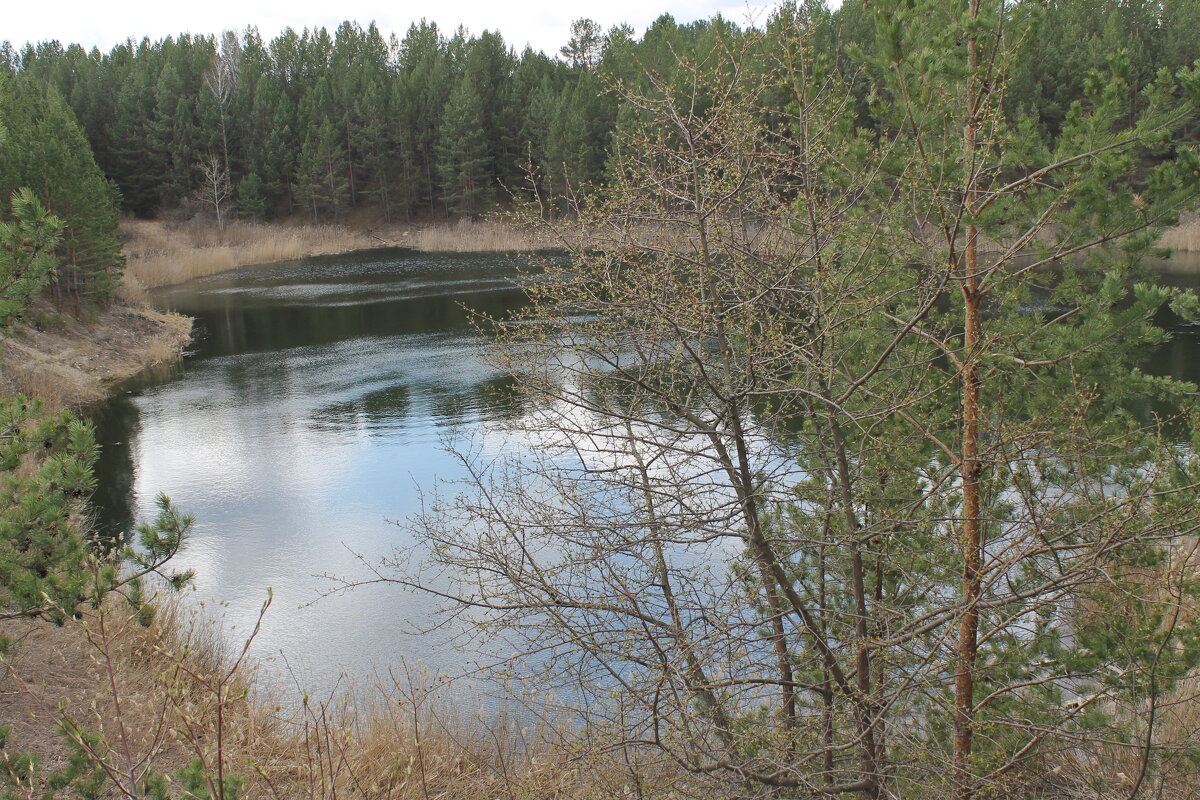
[91,248,1200,693]
[93,249,538,692]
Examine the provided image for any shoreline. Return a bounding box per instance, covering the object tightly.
[123,211,1200,291]
[122,216,559,289]
[0,299,193,411]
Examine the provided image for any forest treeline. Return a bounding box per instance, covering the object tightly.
[4,0,1200,230]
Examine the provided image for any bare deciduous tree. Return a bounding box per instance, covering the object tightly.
[197,153,232,231]
[204,30,241,184]
[348,5,1200,799]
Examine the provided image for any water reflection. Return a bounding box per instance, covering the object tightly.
[92,249,545,692]
[90,246,1200,694]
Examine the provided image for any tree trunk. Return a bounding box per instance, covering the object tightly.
[953,5,983,793]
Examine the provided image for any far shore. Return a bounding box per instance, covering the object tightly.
[122,216,560,289]
[122,210,1200,291]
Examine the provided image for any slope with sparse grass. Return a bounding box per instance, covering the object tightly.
[0,290,191,410]
[0,596,668,800]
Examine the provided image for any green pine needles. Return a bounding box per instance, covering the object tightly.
[0,396,95,622]
[0,189,62,328]
[0,73,124,306]
[0,393,193,623]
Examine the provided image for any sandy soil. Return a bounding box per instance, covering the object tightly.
[0,303,192,409]
[0,615,120,776]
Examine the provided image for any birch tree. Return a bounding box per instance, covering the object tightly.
[203,30,241,182]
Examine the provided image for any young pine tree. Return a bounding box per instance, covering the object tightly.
[0,74,124,304]
[296,116,351,222]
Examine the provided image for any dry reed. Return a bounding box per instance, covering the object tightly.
[123,219,375,288]
[1158,212,1200,252]
[390,211,1200,256]
[413,218,555,252]
[5,356,103,407]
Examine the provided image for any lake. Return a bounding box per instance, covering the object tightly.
[92,248,540,694]
[90,247,1200,695]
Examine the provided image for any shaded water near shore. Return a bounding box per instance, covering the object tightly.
[91,247,1200,694]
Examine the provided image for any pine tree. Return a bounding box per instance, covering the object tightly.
[0,396,95,621]
[162,97,198,208]
[436,74,491,215]
[251,77,297,216]
[236,170,266,220]
[296,116,350,222]
[560,18,603,70]
[463,31,516,191]
[397,20,452,217]
[0,73,123,304]
[0,188,63,327]
[108,69,160,216]
[151,65,194,208]
[1,389,193,622]
[355,77,397,220]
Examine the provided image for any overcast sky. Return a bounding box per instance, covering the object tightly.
[5,0,777,57]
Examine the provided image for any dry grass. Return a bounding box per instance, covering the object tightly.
[1019,537,1200,800]
[121,205,1200,290]
[399,208,1200,256]
[1,597,278,790]
[123,219,376,288]
[1159,212,1200,252]
[4,354,104,407]
[0,597,661,800]
[412,218,556,252]
[0,300,191,410]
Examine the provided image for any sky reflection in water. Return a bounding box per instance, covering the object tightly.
[93,249,535,694]
[91,248,1200,696]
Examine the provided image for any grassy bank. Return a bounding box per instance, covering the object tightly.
[1158,211,1200,252]
[410,217,557,252]
[121,216,566,289]
[123,219,378,288]
[0,293,192,410]
[125,210,1200,291]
